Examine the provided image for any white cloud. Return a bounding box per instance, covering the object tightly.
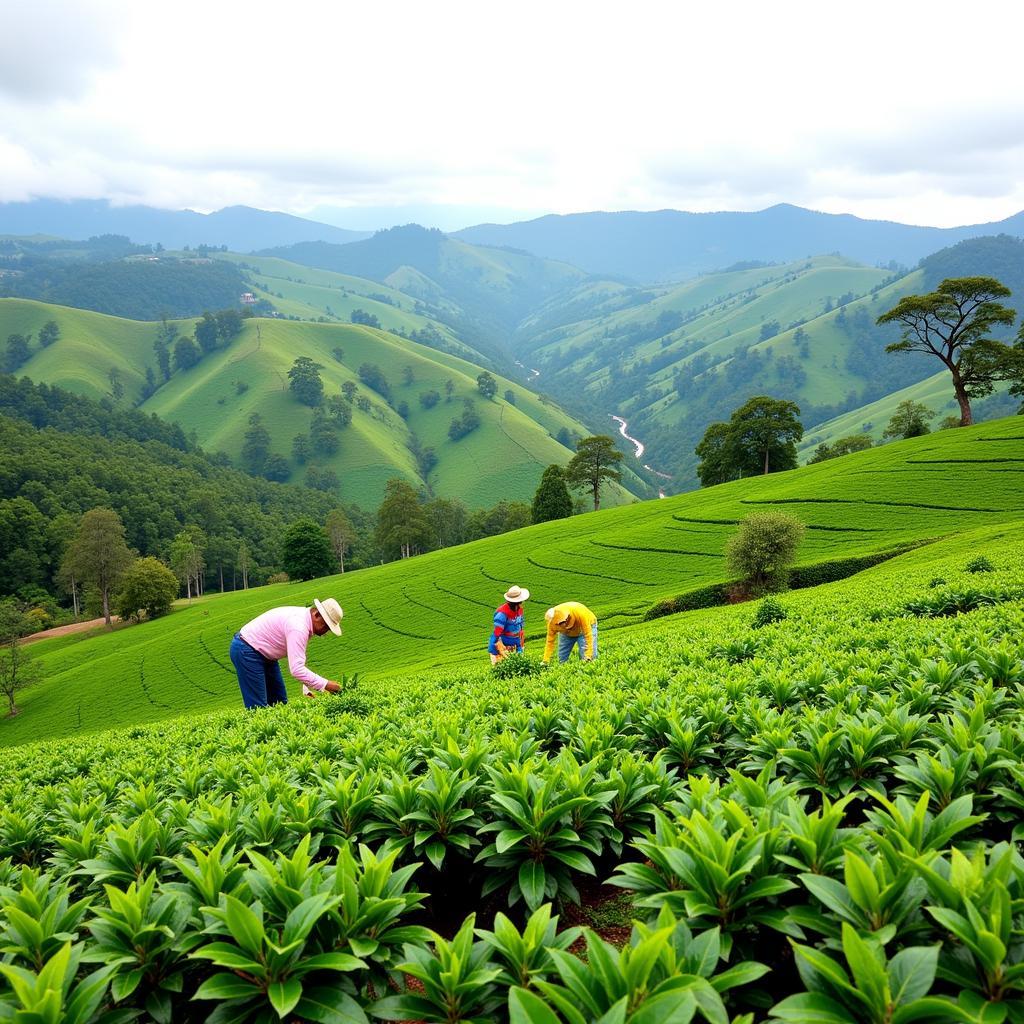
[0,0,1023,227]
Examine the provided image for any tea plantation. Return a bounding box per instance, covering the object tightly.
[6,415,1024,747]
[1,522,1023,1021]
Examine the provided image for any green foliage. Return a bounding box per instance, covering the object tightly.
[697,396,803,485]
[114,556,178,621]
[752,596,787,628]
[447,398,481,441]
[878,276,1016,426]
[492,652,543,679]
[965,556,994,574]
[531,464,573,525]
[883,399,936,440]
[726,511,805,596]
[282,519,335,581]
[477,371,497,399]
[288,355,325,407]
[808,434,873,464]
[565,435,623,511]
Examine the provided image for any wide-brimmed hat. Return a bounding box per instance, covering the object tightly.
[504,585,530,603]
[313,597,343,635]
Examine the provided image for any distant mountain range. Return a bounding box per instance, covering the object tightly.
[454,204,1024,281]
[5,199,1024,286]
[0,199,371,251]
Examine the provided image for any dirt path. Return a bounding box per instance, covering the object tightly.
[20,617,115,644]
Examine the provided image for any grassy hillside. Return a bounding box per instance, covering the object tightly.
[6,415,1023,746]
[0,298,637,510]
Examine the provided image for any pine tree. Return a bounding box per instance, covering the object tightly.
[531,465,573,524]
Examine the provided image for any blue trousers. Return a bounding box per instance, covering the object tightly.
[230,634,287,709]
[557,623,598,662]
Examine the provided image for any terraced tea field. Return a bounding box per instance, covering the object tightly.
[1,526,1023,1021]
[5,416,1024,747]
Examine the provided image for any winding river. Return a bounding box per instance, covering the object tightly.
[610,415,672,498]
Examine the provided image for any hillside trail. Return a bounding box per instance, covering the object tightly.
[19,617,115,644]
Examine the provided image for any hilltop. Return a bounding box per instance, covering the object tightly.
[6,413,1023,746]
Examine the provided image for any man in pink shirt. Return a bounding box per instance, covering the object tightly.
[229,597,345,709]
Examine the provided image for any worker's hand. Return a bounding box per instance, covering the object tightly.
[301,684,316,698]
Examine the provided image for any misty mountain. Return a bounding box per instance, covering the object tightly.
[0,199,371,252]
[260,225,586,337]
[454,204,1024,282]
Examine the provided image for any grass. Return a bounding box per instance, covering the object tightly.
[4,414,1023,747]
[0,297,630,510]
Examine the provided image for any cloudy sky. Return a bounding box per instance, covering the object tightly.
[1,0,1022,230]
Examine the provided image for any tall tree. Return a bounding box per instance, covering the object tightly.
[531,464,573,523]
[877,276,1016,426]
[694,421,735,487]
[3,334,31,373]
[0,603,35,716]
[241,412,271,474]
[62,507,133,625]
[194,311,220,353]
[729,396,803,477]
[565,435,623,511]
[325,508,356,573]
[288,356,325,407]
[173,336,201,372]
[154,320,176,381]
[375,478,429,559]
[282,518,335,580]
[169,526,206,600]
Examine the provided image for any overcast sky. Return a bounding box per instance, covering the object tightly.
[1,0,1022,231]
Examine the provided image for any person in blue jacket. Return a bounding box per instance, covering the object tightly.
[489,585,529,663]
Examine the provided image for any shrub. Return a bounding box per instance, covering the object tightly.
[115,557,179,621]
[492,652,542,679]
[752,596,787,628]
[725,512,805,596]
[966,555,994,574]
[265,572,289,585]
[928,576,947,588]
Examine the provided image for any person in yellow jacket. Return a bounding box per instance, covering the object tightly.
[542,602,598,665]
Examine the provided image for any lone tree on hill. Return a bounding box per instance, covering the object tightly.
[696,396,803,486]
[0,603,35,717]
[61,507,133,626]
[883,400,936,441]
[877,276,1016,426]
[565,435,623,511]
[288,356,325,407]
[476,371,497,400]
[726,511,805,597]
[532,464,573,524]
[282,519,335,580]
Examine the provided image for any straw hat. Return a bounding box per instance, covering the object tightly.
[504,585,530,603]
[313,597,344,635]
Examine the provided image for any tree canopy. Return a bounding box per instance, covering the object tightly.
[531,464,573,524]
[696,396,803,486]
[565,436,623,511]
[877,276,1016,426]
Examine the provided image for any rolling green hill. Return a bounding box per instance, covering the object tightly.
[6,414,1022,747]
[0,298,640,510]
